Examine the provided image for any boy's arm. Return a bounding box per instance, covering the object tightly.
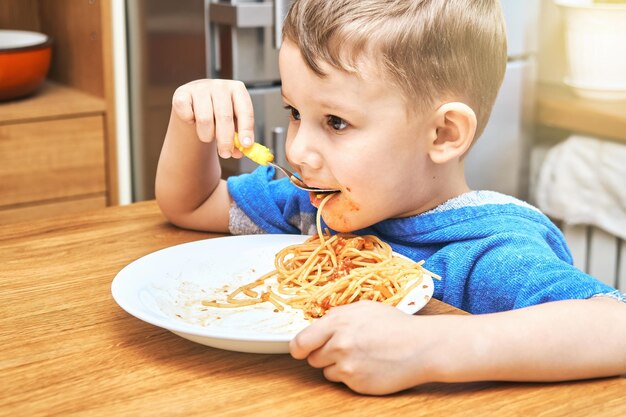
[155,110,231,232]
[434,296,626,383]
[155,80,255,232]
[290,297,626,395]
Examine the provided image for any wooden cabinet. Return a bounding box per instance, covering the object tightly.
[0,0,117,223]
[536,83,626,145]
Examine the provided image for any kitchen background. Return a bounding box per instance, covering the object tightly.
[126,0,538,201]
[0,0,624,291]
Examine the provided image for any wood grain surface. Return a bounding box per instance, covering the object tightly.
[0,83,105,125]
[0,115,106,207]
[1,201,624,416]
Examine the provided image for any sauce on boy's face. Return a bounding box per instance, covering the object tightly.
[278,39,446,232]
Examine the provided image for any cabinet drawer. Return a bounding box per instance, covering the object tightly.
[0,116,106,207]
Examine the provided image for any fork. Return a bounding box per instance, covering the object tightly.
[234,133,339,194]
[267,161,339,194]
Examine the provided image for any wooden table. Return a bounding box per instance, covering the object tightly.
[1,201,624,416]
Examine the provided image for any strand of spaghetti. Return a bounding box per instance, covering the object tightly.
[310,273,371,307]
[277,235,338,280]
[261,291,285,311]
[277,263,325,293]
[199,265,286,308]
[315,193,335,244]
[283,247,334,282]
[201,299,259,308]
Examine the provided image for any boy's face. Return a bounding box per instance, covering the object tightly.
[279,40,442,232]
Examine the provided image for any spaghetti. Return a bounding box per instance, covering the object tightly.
[202,193,436,318]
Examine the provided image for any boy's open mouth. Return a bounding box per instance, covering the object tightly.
[309,190,340,208]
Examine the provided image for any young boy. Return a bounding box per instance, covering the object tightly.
[156,0,626,395]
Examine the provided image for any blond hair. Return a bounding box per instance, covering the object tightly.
[282,0,507,139]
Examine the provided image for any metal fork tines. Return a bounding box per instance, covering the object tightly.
[268,162,339,193]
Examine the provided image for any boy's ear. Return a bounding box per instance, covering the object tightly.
[428,102,477,164]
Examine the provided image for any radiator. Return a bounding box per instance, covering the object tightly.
[562,224,626,292]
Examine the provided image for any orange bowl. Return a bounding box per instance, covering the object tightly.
[0,30,52,101]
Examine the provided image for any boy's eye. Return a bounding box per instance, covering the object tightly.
[328,115,348,131]
[284,105,301,121]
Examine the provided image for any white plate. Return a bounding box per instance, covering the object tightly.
[111,234,434,354]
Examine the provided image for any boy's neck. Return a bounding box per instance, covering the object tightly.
[398,181,470,219]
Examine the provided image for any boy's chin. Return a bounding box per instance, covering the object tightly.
[315,200,369,234]
[325,222,357,234]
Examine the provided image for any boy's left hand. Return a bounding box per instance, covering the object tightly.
[289,301,436,395]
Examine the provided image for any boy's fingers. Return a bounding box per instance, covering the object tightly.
[211,89,236,158]
[191,92,215,143]
[322,365,344,383]
[289,320,335,360]
[171,88,195,123]
[305,345,335,369]
[232,83,255,147]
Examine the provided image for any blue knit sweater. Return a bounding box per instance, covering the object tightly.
[227,166,622,314]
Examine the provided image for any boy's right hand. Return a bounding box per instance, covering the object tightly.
[171,79,255,159]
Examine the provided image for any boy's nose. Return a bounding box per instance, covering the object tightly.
[286,125,324,170]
